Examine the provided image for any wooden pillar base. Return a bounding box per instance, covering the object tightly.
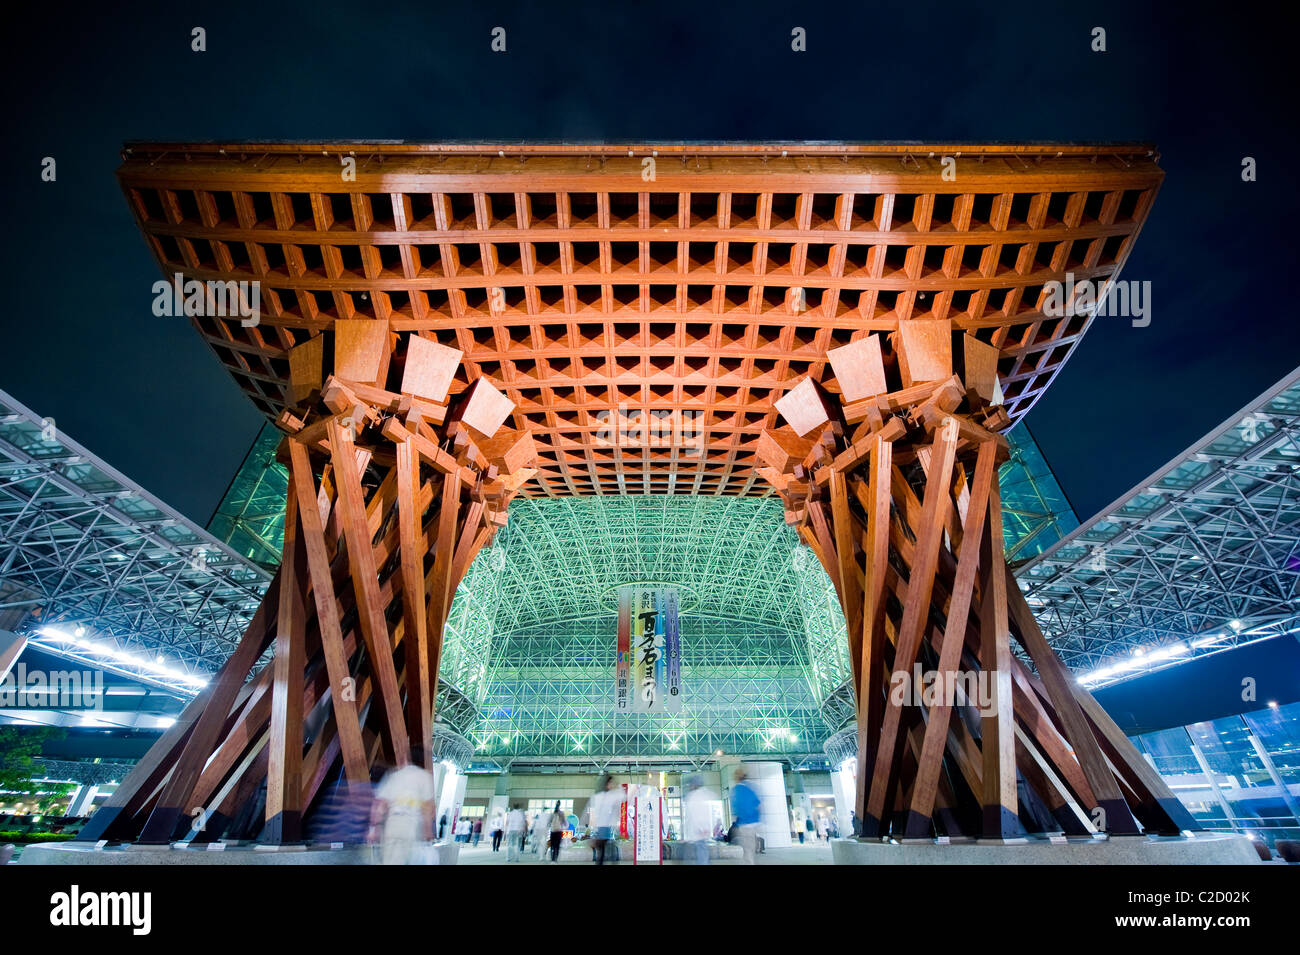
[762,333,1198,841]
[80,332,536,844]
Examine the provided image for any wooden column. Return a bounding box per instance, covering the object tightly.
[85,334,534,844]
[264,483,307,843]
[761,328,1191,841]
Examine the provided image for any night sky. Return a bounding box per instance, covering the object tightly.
[3,0,1295,525]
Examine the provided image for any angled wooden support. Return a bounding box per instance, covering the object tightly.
[853,433,892,826]
[977,477,1018,838]
[861,416,959,837]
[395,436,433,770]
[328,419,410,767]
[1007,567,1142,835]
[134,576,280,844]
[264,482,308,843]
[289,439,369,785]
[904,438,996,837]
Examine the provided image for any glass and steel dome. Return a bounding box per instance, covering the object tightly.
[438,495,851,766]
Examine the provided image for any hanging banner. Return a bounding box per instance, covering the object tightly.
[616,587,632,712]
[663,589,681,709]
[617,585,681,712]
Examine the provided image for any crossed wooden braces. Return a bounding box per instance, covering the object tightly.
[81,329,536,845]
[759,325,1197,839]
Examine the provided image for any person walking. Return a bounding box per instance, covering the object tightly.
[438,811,448,842]
[472,817,483,847]
[371,764,437,865]
[530,807,550,859]
[730,767,762,865]
[505,803,526,861]
[490,809,505,851]
[547,802,566,863]
[682,774,717,865]
[588,775,624,865]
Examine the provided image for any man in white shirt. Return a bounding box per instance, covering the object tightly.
[588,775,624,866]
[682,773,718,865]
[505,803,526,861]
[372,764,437,865]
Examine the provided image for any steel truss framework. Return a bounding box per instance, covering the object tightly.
[1018,366,1300,685]
[0,388,265,679]
[471,496,835,760]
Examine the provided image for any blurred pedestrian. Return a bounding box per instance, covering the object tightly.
[490,809,505,851]
[588,774,624,865]
[438,811,448,842]
[730,767,762,865]
[682,773,717,865]
[548,802,566,863]
[372,764,437,865]
[310,776,375,845]
[472,818,483,846]
[530,807,549,859]
[505,803,526,861]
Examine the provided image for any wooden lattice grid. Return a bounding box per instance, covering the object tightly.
[119,143,1162,497]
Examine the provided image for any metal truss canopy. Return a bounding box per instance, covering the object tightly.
[1018,366,1300,686]
[0,389,267,681]
[471,496,845,762]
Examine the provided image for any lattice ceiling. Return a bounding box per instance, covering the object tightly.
[118,142,1162,496]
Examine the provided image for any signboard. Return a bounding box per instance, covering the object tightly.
[616,585,681,713]
[632,785,663,865]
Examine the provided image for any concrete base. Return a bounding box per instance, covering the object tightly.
[832,832,1260,865]
[17,842,461,866]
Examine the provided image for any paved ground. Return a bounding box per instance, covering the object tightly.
[456,840,834,865]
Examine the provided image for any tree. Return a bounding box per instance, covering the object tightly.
[0,726,66,795]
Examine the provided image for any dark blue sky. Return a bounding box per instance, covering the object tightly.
[2,0,1295,523]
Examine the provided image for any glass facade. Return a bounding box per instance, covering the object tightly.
[999,424,1079,563]
[207,422,287,571]
[1132,701,1300,849]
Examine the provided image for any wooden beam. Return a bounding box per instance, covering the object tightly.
[264,481,307,843]
[904,438,996,837]
[854,433,892,828]
[862,416,958,836]
[1007,564,1141,834]
[396,436,433,770]
[135,575,278,844]
[978,478,1018,838]
[289,439,368,784]
[327,419,410,766]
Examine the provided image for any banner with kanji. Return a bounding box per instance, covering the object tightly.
[616,585,681,713]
